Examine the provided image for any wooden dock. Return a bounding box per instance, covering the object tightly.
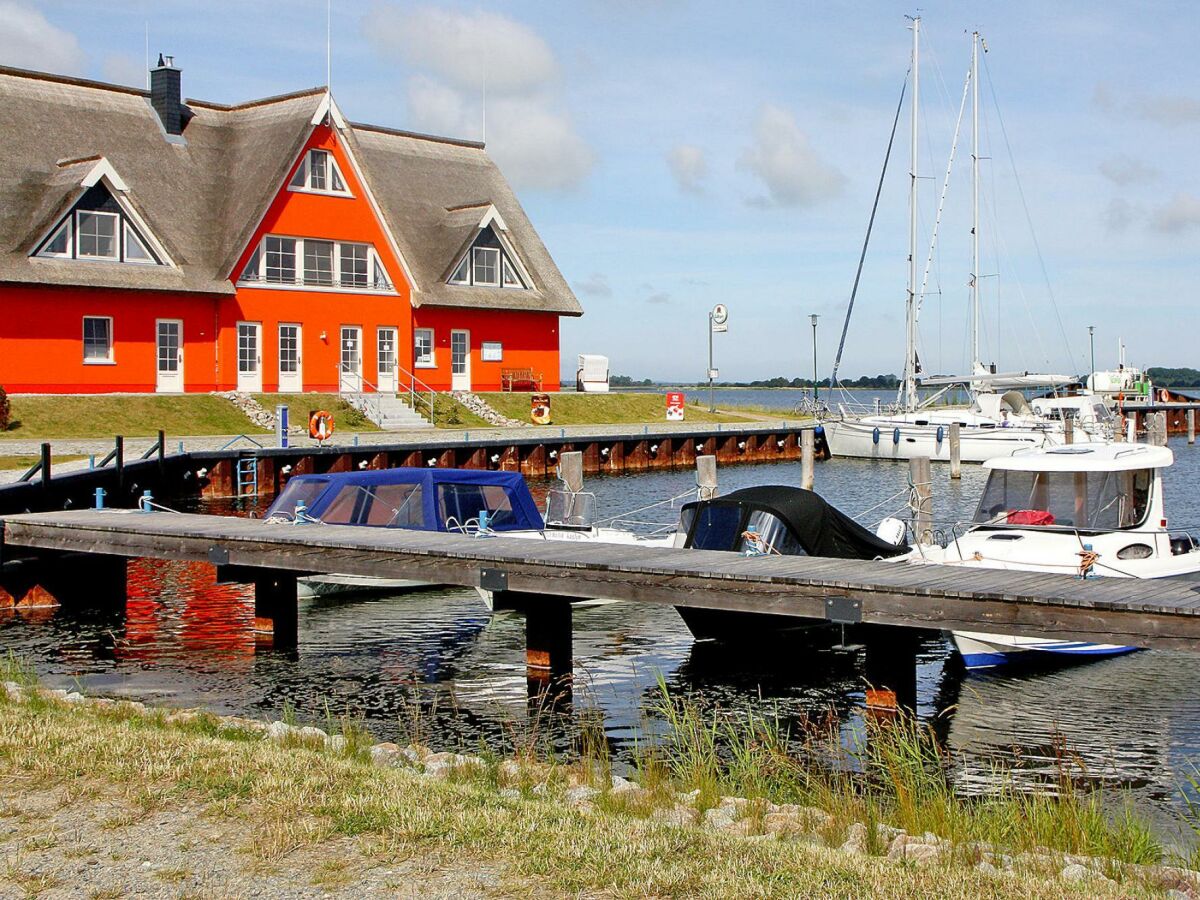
[3,509,1200,654]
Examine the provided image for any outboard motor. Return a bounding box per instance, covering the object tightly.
[875,517,907,546]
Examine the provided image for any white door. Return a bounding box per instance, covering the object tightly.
[377,327,397,392]
[451,329,470,391]
[155,319,183,393]
[236,322,262,392]
[339,326,362,392]
[278,323,302,392]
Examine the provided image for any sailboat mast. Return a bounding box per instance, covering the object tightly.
[970,31,981,374]
[903,16,920,411]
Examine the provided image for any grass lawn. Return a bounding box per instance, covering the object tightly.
[477,392,757,426]
[0,395,269,440]
[254,394,380,432]
[0,454,87,471]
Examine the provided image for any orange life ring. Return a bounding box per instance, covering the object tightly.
[309,410,335,440]
[1160,388,1171,403]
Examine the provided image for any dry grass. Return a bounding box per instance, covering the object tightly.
[0,693,1144,899]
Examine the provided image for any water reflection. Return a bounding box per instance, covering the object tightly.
[1,436,1198,837]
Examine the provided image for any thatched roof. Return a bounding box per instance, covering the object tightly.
[0,66,581,315]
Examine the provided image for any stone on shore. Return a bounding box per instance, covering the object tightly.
[840,822,869,855]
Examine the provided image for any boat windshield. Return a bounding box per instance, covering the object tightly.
[322,483,425,528]
[972,468,1151,530]
[269,479,329,518]
[437,482,520,529]
[686,505,806,554]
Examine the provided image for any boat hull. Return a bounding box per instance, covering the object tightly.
[953,631,1137,669]
[823,419,1058,463]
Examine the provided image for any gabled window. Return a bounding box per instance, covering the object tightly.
[446,226,527,289]
[288,149,350,196]
[33,182,165,266]
[239,235,393,292]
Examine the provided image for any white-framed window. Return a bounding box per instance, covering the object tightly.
[123,222,155,264]
[446,233,526,289]
[82,316,113,363]
[501,257,523,288]
[448,255,470,285]
[240,235,392,292]
[414,328,435,367]
[40,219,72,257]
[288,149,350,196]
[481,341,503,361]
[76,211,119,259]
[472,247,499,286]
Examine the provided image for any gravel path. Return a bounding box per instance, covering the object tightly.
[0,784,501,898]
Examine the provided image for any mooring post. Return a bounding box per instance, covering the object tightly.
[696,454,718,500]
[862,625,919,715]
[114,435,125,499]
[800,430,815,490]
[524,598,573,702]
[253,572,298,651]
[1063,416,1074,445]
[156,430,166,482]
[557,450,584,492]
[948,423,961,480]
[1189,409,1196,445]
[1127,414,1137,444]
[39,442,51,490]
[909,456,933,545]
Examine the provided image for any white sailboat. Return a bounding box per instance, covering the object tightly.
[823,24,1092,463]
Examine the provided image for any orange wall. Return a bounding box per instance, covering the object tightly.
[223,124,414,392]
[0,284,217,392]
[412,307,561,392]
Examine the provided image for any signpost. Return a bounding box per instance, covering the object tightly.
[708,304,727,413]
[666,391,685,421]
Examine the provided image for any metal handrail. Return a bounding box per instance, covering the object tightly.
[335,363,440,427]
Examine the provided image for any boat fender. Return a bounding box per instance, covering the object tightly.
[872,427,880,445]
[936,425,944,443]
[309,410,335,441]
[892,427,900,445]
[814,424,824,437]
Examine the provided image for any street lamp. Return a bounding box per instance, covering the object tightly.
[810,314,820,401]
[1087,325,1096,389]
[708,304,728,412]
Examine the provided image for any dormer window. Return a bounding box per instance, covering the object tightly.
[289,149,350,196]
[447,226,527,289]
[35,184,165,266]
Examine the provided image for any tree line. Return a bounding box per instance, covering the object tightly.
[610,374,901,389]
[1147,367,1200,388]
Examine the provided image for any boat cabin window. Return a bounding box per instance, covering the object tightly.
[272,479,329,517]
[320,483,425,528]
[438,483,517,529]
[973,468,1151,530]
[687,505,805,554]
[744,510,805,555]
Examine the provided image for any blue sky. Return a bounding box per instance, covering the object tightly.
[5,0,1197,382]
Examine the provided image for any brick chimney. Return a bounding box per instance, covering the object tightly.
[150,53,183,136]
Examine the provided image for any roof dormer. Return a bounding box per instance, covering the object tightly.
[444,204,532,290]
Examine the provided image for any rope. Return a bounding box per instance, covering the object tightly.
[595,488,696,527]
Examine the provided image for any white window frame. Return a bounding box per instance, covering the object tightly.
[82,316,114,365]
[472,246,500,286]
[122,221,157,265]
[38,219,73,258]
[414,328,436,368]
[239,235,394,293]
[287,149,352,197]
[446,238,527,290]
[481,341,503,362]
[75,210,120,261]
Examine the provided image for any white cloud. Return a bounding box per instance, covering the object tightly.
[1098,154,1159,186]
[365,4,556,95]
[0,2,85,74]
[1104,198,1136,233]
[738,104,844,208]
[575,273,612,298]
[101,54,146,88]
[1151,193,1200,233]
[667,144,707,194]
[365,4,593,192]
[1094,82,1200,127]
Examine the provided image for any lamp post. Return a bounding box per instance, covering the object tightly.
[1087,325,1096,389]
[810,314,820,401]
[708,304,728,412]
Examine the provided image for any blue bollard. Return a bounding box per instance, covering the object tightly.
[89,455,96,470]
[139,490,153,512]
[94,487,106,509]
[353,434,359,447]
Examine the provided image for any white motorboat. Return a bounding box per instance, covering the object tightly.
[911,442,1200,668]
[823,25,1094,462]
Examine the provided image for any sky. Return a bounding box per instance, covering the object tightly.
[3,0,1197,382]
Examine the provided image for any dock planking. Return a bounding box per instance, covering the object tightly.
[3,509,1200,650]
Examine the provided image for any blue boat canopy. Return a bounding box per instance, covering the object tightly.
[265,467,544,532]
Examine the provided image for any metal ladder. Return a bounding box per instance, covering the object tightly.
[235,456,258,497]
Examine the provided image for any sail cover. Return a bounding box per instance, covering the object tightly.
[680,486,910,559]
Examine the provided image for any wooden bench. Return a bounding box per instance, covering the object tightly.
[501,368,542,391]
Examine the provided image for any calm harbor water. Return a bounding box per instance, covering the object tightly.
[2,435,1199,840]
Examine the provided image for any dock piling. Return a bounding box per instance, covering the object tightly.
[863,625,919,714]
[1063,417,1074,445]
[696,455,718,500]
[524,599,573,702]
[800,430,815,490]
[253,573,298,650]
[948,423,961,479]
[909,457,933,545]
[557,451,584,492]
[1189,409,1196,445]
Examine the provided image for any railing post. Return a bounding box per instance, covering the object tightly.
[114,435,125,498]
[39,442,51,490]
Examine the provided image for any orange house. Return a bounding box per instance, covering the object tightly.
[0,58,581,397]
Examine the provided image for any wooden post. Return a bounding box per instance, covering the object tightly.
[1188,409,1196,445]
[695,455,718,500]
[39,442,51,490]
[909,456,932,545]
[1151,411,1168,447]
[557,450,584,492]
[114,435,125,500]
[948,423,961,480]
[1127,414,1137,444]
[254,572,298,650]
[1063,416,1074,445]
[525,599,572,704]
[863,625,919,714]
[800,430,815,490]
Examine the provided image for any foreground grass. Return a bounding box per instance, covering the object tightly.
[477,392,757,426]
[0,395,269,440]
[0,695,1126,899]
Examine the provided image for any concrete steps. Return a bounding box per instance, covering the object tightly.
[345,393,434,430]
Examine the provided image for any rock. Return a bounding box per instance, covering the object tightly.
[887,834,908,860]
[423,752,480,780]
[976,860,998,875]
[840,822,869,856]
[610,774,636,792]
[723,819,760,837]
[499,788,521,801]
[566,786,599,806]
[401,744,425,765]
[498,760,523,781]
[123,701,147,714]
[1167,890,1194,900]
[265,721,293,741]
[370,743,403,767]
[450,392,529,428]
[651,805,700,828]
[532,782,549,796]
[677,789,702,806]
[2,682,22,701]
[1061,863,1094,882]
[876,823,905,844]
[41,689,68,700]
[326,734,346,752]
[904,842,943,864]
[764,805,832,836]
[718,796,754,815]
[704,806,737,830]
[295,725,326,743]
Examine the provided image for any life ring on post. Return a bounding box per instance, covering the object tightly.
[1160,388,1171,404]
[309,410,335,441]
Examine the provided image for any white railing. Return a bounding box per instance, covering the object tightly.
[335,364,440,427]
